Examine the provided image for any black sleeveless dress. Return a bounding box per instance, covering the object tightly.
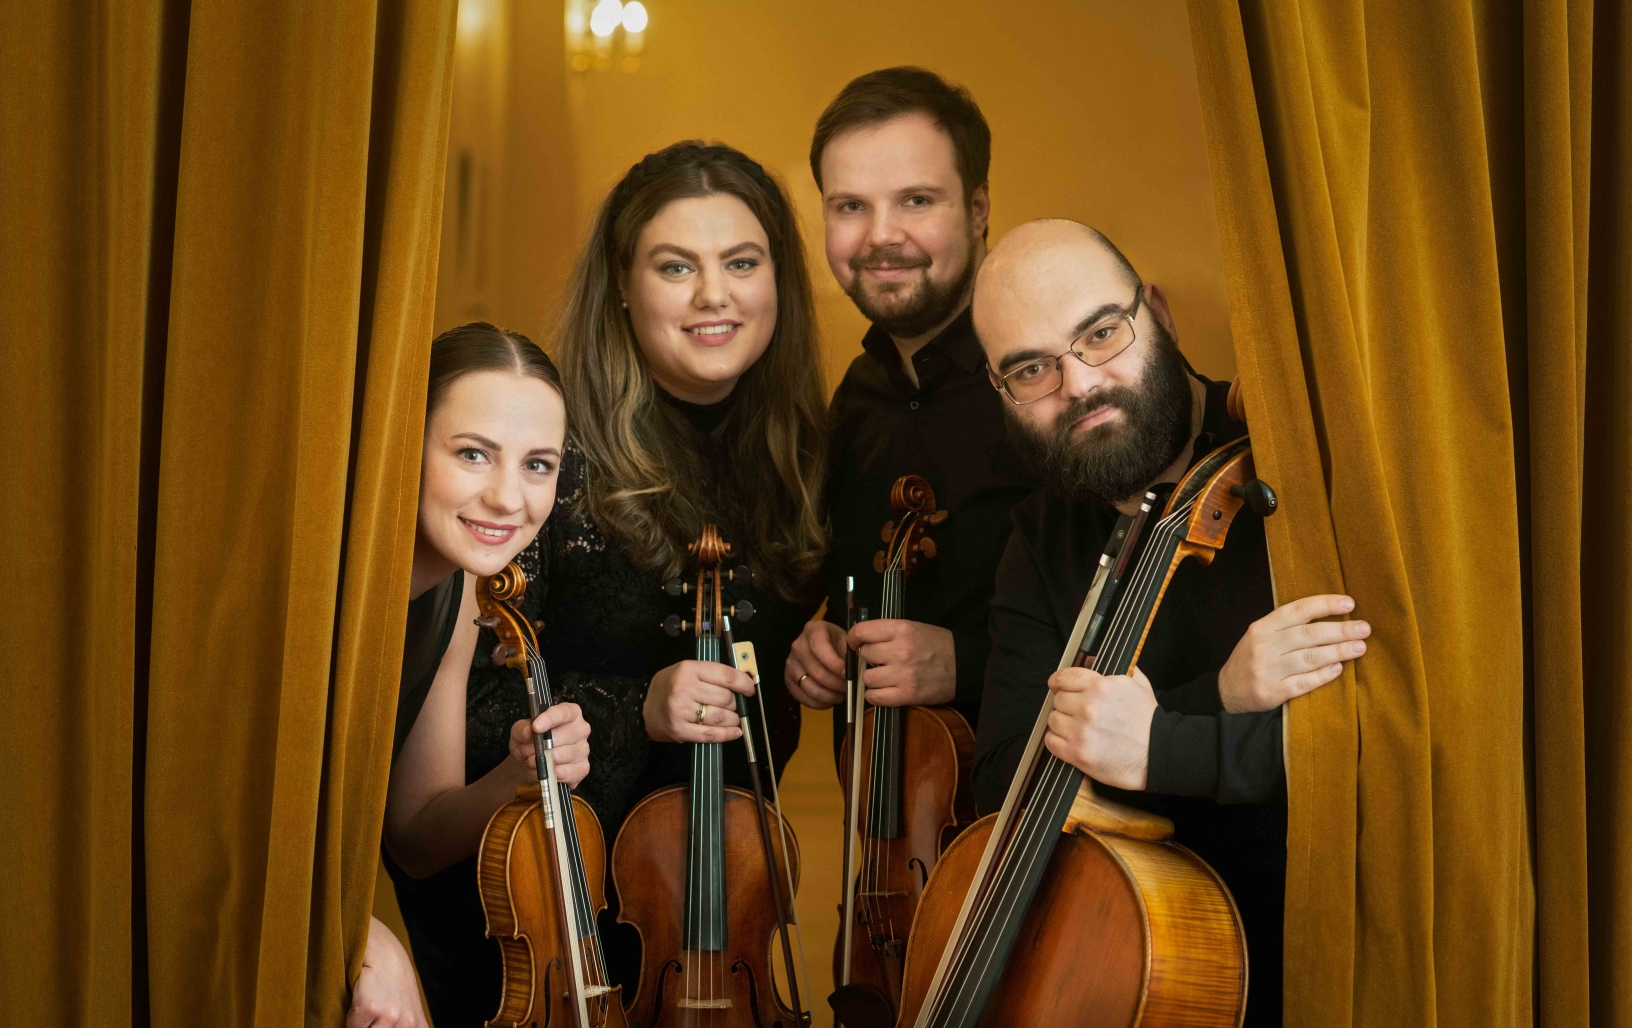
[391,392,819,1027]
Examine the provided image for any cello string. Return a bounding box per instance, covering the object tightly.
[928,504,1194,1025]
[937,507,1189,1022]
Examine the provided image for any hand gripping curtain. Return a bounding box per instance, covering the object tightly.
[1188,1,1631,1026]
[0,0,458,1023]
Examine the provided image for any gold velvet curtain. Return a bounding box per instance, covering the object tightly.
[0,1,456,1023]
[1189,1,1630,1025]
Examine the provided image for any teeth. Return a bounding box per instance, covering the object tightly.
[466,521,511,537]
[688,324,735,336]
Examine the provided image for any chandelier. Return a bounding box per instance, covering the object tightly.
[565,0,649,73]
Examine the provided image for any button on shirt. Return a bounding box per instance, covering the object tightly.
[822,305,1039,731]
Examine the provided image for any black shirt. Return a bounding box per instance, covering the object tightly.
[973,376,1285,1027]
[822,305,1038,725]
[393,569,464,760]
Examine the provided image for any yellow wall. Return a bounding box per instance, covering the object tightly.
[435,0,1234,387]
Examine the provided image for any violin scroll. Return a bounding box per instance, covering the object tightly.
[873,474,949,578]
[476,565,537,672]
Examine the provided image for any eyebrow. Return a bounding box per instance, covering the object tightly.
[452,432,561,460]
[1070,302,1129,337]
[648,241,767,261]
[825,183,951,205]
[996,348,1055,374]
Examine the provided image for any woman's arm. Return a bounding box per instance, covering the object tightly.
[383,574,590,878]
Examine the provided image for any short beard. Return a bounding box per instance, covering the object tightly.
[844,230,977,339]
[1002,319,1195,508]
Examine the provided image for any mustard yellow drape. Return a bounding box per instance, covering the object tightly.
[1189,1,1631,1024]
[0,1,456,1023]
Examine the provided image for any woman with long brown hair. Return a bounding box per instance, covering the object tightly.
[412,141,828,1024]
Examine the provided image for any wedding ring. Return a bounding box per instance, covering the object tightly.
[798,673,810,687]
[695,704,708,724]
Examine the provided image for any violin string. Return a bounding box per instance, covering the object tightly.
[748,640,813,1017]
[927,503,1193,1025]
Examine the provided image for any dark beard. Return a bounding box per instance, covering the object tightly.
[1002,319,1195,508]
[845,236,976,338]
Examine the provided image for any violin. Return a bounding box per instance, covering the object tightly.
[897,431,1279,1027]
[612,525,813,1028]
[475,563,626,1028]
[830,476,975,1026]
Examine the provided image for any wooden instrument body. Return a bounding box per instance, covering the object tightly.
[480,789,628,1028]
[898,806,1246,1027]
[834,704,974,1003]
[612,783,803,1028]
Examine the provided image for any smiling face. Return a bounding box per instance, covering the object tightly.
[974,221,1192,506]
[820,111,989,341]
[416,370,566,588]
[618,193,778,404]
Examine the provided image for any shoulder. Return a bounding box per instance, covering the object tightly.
[829,350,891,411]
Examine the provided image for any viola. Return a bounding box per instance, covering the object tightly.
[830,476,974,1027]
[612,525,813,1028]
[897,430,1279,1027]
[475,563,626,1028]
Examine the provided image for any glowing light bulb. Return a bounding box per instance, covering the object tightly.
[589,0,622,37]
[621,1,648,33]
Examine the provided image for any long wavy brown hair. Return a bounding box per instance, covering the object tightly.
[555,141,827,599]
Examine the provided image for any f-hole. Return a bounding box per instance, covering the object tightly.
[645,959,683,1028]
[909,856,930,890]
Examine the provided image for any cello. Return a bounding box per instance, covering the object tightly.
[475,562,626,1028]
[831,476,975,1026]
[898,431,1278,1027]
[612,525,813,1028]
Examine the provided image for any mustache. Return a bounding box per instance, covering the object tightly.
[849,248,932,273]
[1054,389,1136,434]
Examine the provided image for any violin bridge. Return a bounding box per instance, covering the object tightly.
[678,998,735,1010]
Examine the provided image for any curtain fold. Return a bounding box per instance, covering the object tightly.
[1189,0,1631,1025]
[0,0,456,1023]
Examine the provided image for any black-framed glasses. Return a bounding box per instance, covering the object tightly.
[989,284,1143,405]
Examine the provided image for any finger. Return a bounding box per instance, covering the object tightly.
[861,685,913,707]
[807,624,848,675]
[531,702,583,735]
[1264,594,1355,631]
[682,680,744,711]
[674,723,745,745]
[789,675,844,709]
[1282,619,1371,653]
[858,663,903,693]
[1278,661,1346,701]
[692,662,758,695]
[553,741,590,768]
[1280,639,1367,676]
[847,618,903,647]
[550,716,592,746]
[795,655,846,695]
[855,639,908,667]
[1046,667,1097,694]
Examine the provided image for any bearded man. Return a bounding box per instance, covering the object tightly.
[786,67,1036,745]
[972,219,1374,1027]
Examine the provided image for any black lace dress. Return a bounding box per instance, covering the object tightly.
[393,393,819,1026]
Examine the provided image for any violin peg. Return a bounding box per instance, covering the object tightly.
[917,537,938,559]
[872,551,886,574]
[532,619,546,633]
[729,565,753,585]
[1229,479,1279,517]
[662,614,685,638]
[490,642,515,665]
[880,521,896,543]
[928,510,949,525]
[663,577,684,596]
[730,600,755,623]
[473,615,501,629]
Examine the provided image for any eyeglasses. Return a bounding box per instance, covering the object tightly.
[989,285,1143,405]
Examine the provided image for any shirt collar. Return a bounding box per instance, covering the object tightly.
[859,304,984,382]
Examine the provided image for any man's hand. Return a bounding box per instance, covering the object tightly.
[1218,594,1369,713]
[849,619,956,707]
[1043,666,1158,791]
[786,620,847,709]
